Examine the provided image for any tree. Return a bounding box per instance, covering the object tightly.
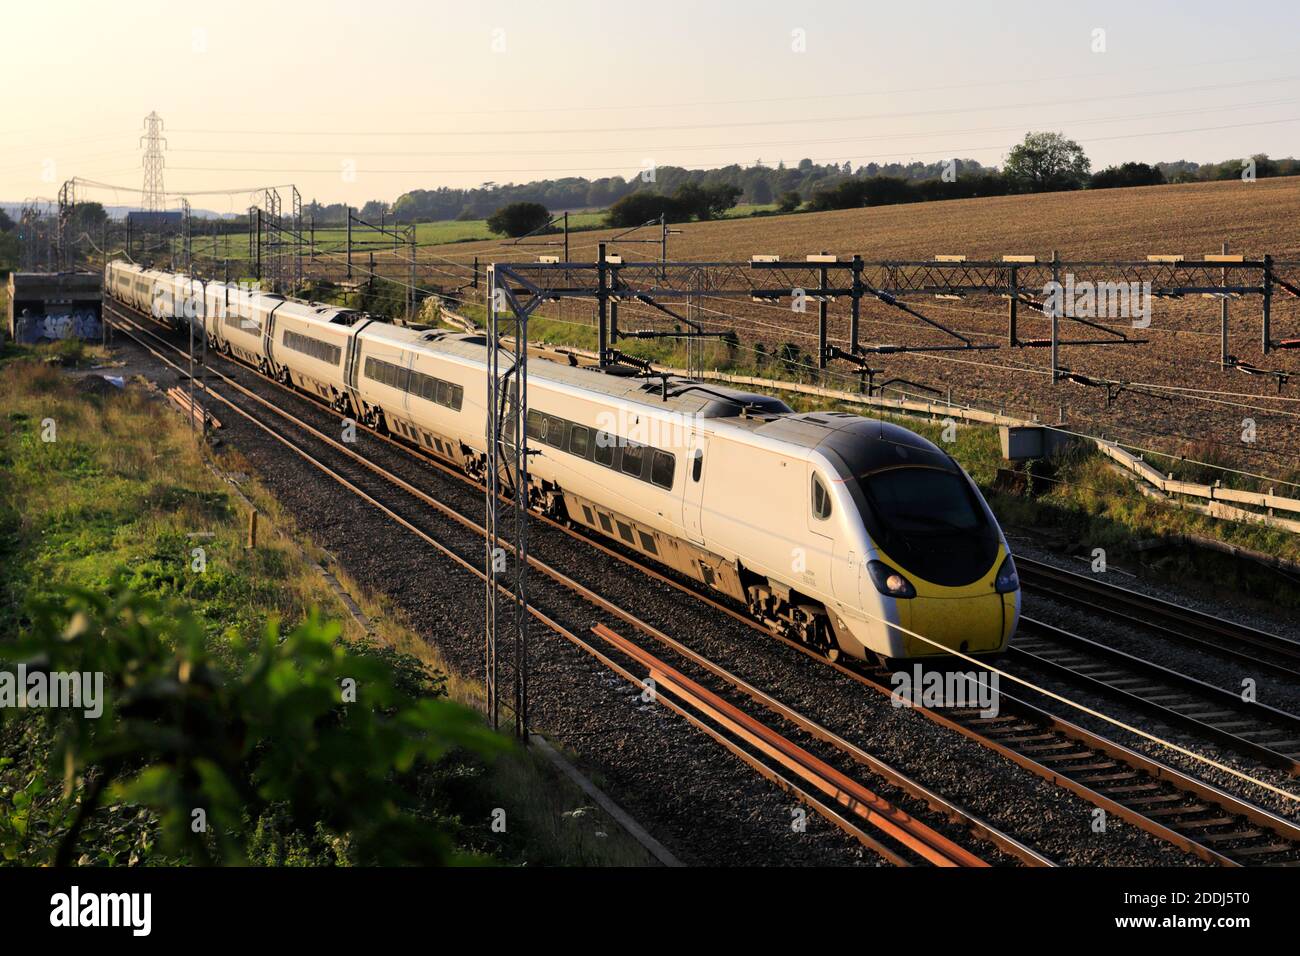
[606,191,681,227]
[359,200,389,222]
[486,201,552,237]
[1090,162,1165,190]
[0,208,15,232]
[69,201,108,233]
[777,191,802,213]
[1004,131,1091,192]
[674,182,741,220]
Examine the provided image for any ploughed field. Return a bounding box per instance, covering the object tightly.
[411,178,1300,482]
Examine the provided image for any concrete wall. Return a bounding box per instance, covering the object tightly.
[6,271,102,343]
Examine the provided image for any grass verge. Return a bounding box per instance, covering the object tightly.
[0,343,655,866]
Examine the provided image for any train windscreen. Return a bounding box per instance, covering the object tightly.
[857,465,999,586]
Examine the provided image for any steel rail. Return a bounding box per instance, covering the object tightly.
[1018,556,1300,678]
[591,624,995,867]
[1011,619,1300,775]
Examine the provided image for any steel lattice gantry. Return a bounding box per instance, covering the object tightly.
[483,265,534,739]
[487,250,1290,381]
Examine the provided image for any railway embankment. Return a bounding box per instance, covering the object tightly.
[0,343,656,867]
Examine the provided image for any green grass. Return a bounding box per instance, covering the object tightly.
[171,204,782,264]
[0,346,656,866]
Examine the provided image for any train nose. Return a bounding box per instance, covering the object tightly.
[898,592,1008,657]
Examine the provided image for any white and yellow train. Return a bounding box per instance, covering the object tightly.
[106,259,1020,663]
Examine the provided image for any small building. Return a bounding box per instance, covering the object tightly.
[126,211,183,231]
[6,271,103,344]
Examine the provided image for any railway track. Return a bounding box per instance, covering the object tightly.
[103,301,1041,868]
[1018,556,1300,680]
[102,301,1300,865]
[1010,619,1300,775]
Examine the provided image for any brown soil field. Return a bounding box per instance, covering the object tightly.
[330,178,1300,486]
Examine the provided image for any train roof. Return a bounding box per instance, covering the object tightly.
[418,332,791,419]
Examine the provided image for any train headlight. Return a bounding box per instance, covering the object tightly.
[867,560,916,599]
[994,554,1020,593]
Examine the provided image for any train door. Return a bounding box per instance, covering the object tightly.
[682,433,709,543]
[804,462,835,596]
[400,348,417,416]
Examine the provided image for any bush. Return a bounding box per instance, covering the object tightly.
[605,191,681,228]
[777,191,802,213]
[0,584,506,866]
[486,202,551,238]
[605,182,742,227]
[1090,162,1165,189]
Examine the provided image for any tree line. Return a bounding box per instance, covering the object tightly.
[362,134,1296,231]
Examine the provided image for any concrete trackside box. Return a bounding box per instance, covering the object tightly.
[6,271,103,343]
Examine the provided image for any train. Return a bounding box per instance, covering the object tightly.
[105,259,1021,663]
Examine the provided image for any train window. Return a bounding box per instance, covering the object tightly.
[526,410,545,439]
[393,366,410,392]
[620,443,645,478]
[545,416,565,447]
[449,384,464,410]
[812,474,832,520]
[569,425,591,458]
[650,451,675,489]
[691,449,704,482]
[283,329,341,366]
[436,380,453,406]
[593,433,615,467]
[862,467,985,534]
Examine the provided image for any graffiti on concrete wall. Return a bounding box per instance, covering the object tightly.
[14,310,103,344]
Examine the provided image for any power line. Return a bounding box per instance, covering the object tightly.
[160,116,1300,177]
[165,71,1300,139]
[272,51,1300,118]
[160,95,1300,161]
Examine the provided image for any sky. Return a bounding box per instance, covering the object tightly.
[5,0,1300,213]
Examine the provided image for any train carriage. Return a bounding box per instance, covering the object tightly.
[217,289,277,368]
[352,324,476,463]
[102,258,1019,664]
[269,301,363,404]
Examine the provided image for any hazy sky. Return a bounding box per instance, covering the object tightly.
[5,0,1299,212]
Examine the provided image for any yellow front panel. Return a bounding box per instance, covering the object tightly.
[876,542,1011,657]
[902,593,1005,656]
